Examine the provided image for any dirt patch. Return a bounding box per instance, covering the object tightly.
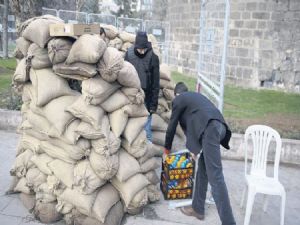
[227,113,300,140]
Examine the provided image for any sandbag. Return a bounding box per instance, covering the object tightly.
[140,157,161,173]
[21,83,34,103]
[123,104,149,118]
[91,131,120,156]
[116,149,141,182]
[160,79,175,89]
[15,37,31,58]
[152,131,166,146]
[30,68,76,107]
[48,37,73,64]
[73,160,106,194]
[27,110,53,136]
[101,24,119,40]
[59,188,97,216]
[56,199,74,215]
[98,47,124,83]
[75,118,110,140]
[92,184,120,223]
[160,63,171,81]
[26,168,47,190]
[111,173,149,207]
[145,170,160,185]
[47,175,65,196]
[121,42,133,52]
[147,184,160,203]
[20,193,36,211]
[100,90,130,113]
[108,108,128,138]
[34,200,63,223]
[43,95,78,135]
[48,159,74,188]
[67,96,105,130]
[19,134,42,154]
[137,143,158,164]
[89,150,119,180]
[30,154,53,175]
[122,131,147,158]
[127,188,148,215]
[13,58,29,83]
[160,111,171,122]
[121,87,145,105]
[119,31,135,43]
[24,129,49,142]
[158,98,169,111]
[22,16,63,48]
[49,137,90,155]
[162,88,174,101]
[53,62,98,80]
[151,113,168,131]
[108,37,123,50]
[66,34,107,64]
[123,116,147,144]
[10,149,34,177]
[35,183,57,203]
[117,61,141,89]
[14,177,31,194]
[58,119,81,145]
[27,43,52,69]
[152,144,164,157]
[82,76,120,105]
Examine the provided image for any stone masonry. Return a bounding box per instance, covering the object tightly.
[166,0,300,92]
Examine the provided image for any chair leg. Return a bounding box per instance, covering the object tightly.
[244,189,255,225]
[240,185,247,208]
[263,194,268,212]
[280,192,286,225]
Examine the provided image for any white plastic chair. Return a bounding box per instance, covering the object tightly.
[240,125,286,225]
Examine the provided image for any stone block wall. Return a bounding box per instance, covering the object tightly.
[166,0,300,92]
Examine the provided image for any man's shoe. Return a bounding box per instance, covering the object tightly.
[180,206,205,220]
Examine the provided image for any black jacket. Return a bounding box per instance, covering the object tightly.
[164,92,231,155]
[125,47,160,112]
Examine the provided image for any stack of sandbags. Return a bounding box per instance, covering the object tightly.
[10,15,167,225]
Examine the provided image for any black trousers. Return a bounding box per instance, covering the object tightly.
[192,120,236,225]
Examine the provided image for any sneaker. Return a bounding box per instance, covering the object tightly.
[180,206,205,220]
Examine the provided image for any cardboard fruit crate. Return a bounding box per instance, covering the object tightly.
[160,172,193,200]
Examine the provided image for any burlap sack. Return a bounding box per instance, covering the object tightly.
[58,119,81,145]
[22,16,63,48]
[13,58,29,83]
[160,79,175,90]
[48,37,73,64]
[25,168,47,190]
[56,199,74,215]
[162,88,175,101]
[92,184,120,223]
[48,159,74,188]
[158,98,169,111]
[127,188,148,215]
[27,110,53,136]
[123,104,149,117]
[122,131,148,158]
[101,24,119,40]
[19,134,42,154]
[35,183,57,203]
[152,131,166,146]
[53,62,97,80]
[140,157,161,173]
[121,42,133,52]
[10,149,34,177]
[15,37,31,58]
[30,68,76,107]
[108,37,123,50]
[147,184,160,203]
[108,108,129,138]
[66,96,105,130]
[117,61,141,89]
[20,193,36,211]
[27,43,52,69]
[151,114,168,131]
[160,111,171,122]
[34,200,63,223]
[91,131,120,156]
[24,129,49,142]
[111,173,149,207]
[43,95,78,135]
[100,90,130,113]
[89,150,119,180]
[145,170,160,185]
[50,137,90,154]
[14,177,31,194]
[116,149,141,182]
[160,63,171,81]
[66,34,107,64]
[30,154,53,175]
[82,76,120,105]
[137,143,158,164]
[123,116,147,145]
[47,175,65,196]
[73,160,106,194]
[98,47,124,83]
[121,87,145,105]
[59,188,97,216]
[119,31,136,43]
[75,118,109,140]
[22,84,34,103]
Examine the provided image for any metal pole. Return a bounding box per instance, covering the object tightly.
[219,0,230,112]
[2,0,8,58]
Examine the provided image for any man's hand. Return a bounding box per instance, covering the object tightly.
[163,148,170,161]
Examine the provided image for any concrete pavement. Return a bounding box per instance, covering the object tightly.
[0,130,299,225]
